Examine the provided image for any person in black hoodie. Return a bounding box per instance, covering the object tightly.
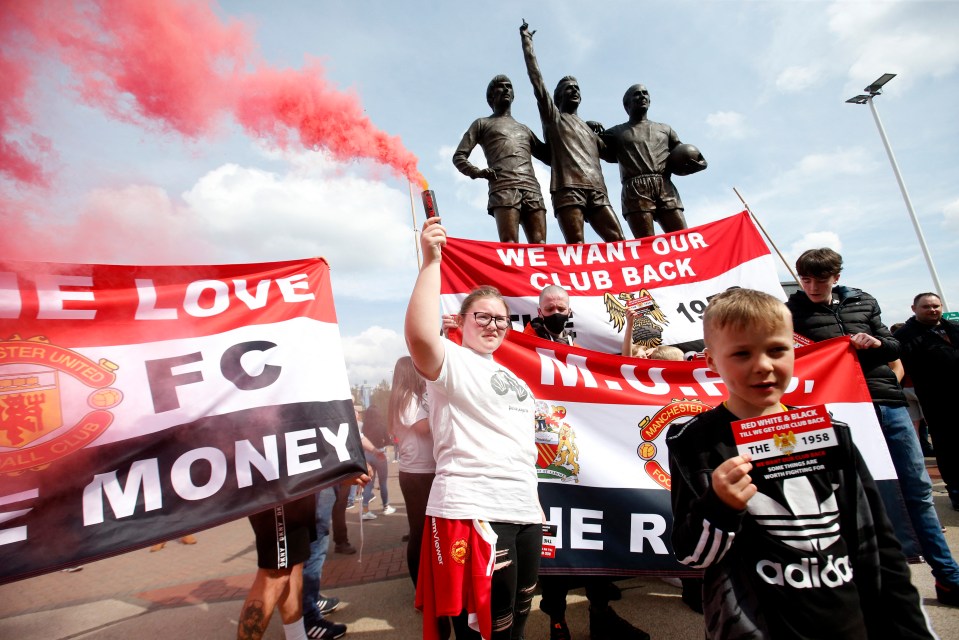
[786,248,959,606]
[894,293,959,510]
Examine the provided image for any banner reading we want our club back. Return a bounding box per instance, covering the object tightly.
[494,330,896,575]
[0,258,367,584]
[440,211,786,353]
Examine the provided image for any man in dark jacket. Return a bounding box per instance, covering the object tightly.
[895,293,959,510]
[786,248,959,606]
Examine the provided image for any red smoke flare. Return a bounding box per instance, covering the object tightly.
[0,0,426,189]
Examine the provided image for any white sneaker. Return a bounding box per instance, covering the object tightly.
[361,510,377,520]
[382,504,396,515]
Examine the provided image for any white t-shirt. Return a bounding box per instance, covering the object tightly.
[425,339,540,524]
[396,394,435,474]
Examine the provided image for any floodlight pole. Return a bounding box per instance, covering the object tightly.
[848,77,949,311]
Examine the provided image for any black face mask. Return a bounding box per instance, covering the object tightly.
[542,312,570,334]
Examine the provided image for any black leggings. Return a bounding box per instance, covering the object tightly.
[398,471,434,586]
[453,521,542,640]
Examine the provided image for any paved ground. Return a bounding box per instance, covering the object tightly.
[2,462,959,639]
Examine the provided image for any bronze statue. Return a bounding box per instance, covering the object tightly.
[599,84,706,238]
[453,75,550,244]
[520,21,624,245]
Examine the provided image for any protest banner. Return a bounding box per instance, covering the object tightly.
[492,330,893,575]
[0,258,366,584]
[440,211,785,353]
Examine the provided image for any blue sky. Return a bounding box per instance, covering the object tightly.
[5,0,958,385]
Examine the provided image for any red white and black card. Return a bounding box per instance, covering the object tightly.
[732,405,839,481]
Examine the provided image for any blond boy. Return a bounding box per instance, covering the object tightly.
[666,288,932,639]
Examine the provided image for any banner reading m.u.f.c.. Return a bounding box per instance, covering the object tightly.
[0,258,367,584]
[440,211,785,353]
[493,330,894,576]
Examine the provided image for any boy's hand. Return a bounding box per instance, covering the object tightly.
[712,454,757,510]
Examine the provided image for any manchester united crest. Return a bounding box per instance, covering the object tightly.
[0,335,122,473]
[534,401,580,483]
[450,538,469,565]
[636,399,711,489]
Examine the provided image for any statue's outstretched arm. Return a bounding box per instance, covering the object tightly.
[520,21,550,113]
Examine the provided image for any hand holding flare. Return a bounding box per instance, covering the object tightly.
[421,216,446,265]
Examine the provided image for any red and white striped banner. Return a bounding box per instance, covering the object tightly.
[0,258,366,584]
[440,211,785,352]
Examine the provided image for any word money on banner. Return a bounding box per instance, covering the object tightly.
[440,211,785,353]
[0,258,367,584]
[493,330,893,575]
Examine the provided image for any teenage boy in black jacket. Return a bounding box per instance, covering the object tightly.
[786,248,959,606]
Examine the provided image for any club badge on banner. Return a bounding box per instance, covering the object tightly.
[492,330,894,575]
[0,258,367,584]
[440,211,786,353]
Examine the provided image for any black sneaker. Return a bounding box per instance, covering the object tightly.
[334,542,356,555]
[936,581,959,607]
[307,618,347,639]
[317,594,340,615]
[549,619,571,640]
[589,605,650,640]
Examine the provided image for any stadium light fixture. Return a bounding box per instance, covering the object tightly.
[846,74,949,311]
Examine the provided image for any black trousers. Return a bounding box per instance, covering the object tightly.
[539,575,619,618]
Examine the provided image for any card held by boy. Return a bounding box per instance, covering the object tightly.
[731,405,840,481]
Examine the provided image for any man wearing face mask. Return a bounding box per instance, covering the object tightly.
[524,285,575,345]
[524,285,650,639]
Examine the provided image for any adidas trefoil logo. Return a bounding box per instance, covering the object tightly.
[747,477,840,551]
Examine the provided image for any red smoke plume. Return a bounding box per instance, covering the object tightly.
[0,0,426,189]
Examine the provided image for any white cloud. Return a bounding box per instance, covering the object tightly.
[828,1,959,93]
[341,325,406,386]
[755,1,959,98]
[793,147,874,178]
[705,111,750,140]
[180,149,420,301]
[775,66,820,93]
